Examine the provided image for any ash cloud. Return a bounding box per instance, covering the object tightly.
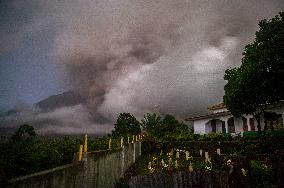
[0,104,112,135]
[1,0,283,134]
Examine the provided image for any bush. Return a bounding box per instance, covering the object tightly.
[250,160,276,188]
[199,133,232,142]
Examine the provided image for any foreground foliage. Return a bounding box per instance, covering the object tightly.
[0,137,81,178]
[224,12,284,131]
[119,136,284,188]
[0,124,123,179]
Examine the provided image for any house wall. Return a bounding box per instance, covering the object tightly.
[265,106,284,127]
[205,120,211,133]
[234,118,244,134]
[216,120,223,133]
[192,105,284,134]
[193,115,249,134]
[193,119,208,134]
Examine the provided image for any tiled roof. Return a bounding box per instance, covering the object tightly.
[207,103,226,110]
[185,111,231,121]
[185,101,284,122]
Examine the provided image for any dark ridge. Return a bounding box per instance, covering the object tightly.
[35,91,86,112]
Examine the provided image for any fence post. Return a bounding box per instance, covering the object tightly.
[133,142,136,163]
[109,138,112,150]
[139,141,141,156]
[120,137,124,148]
[83,134,88,154]
[78,145,83,162]
[82,135,89,188]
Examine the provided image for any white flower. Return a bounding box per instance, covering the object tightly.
[185,151,190,160]
[241,168,247,176]
[227,159,232,165]
[262,164,268,169]
[169,157,172,165]
[205,166,212,171]
[148,162,152,170]
[176,151,180,159]
[148,162,154,173]
[175,160,178,168]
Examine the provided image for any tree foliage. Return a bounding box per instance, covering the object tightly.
[112,113,141,138]
[11,124,36,142]
[224,12,284,131]
[141,113,189,141]
[141,113,162,137]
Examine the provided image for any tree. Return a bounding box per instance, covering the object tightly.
[141,113,189,140]
[161,114,189,140]
[224,12,284,131]
[112,113,141,138]
[11,124,36,142]
[141,113,162,137]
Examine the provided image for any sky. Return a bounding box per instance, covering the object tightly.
[0,0,283,135]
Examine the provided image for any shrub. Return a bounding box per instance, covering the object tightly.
[250,160,275,188]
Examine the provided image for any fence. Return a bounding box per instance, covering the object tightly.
[129,171,229,188]
[7,141,142,188]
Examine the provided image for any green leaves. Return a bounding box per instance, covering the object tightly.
[112,113,141,138]
[224,12,284,123]
[141,113,189,141]
[0,137,82,178]
[11,124,36,142]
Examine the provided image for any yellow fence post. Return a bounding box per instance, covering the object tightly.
[109,138,112,150]
[78,145,83,162]
[127,136,130,144]
[132,135,135,143]
[83,134,88,154]
[120,137,124,148]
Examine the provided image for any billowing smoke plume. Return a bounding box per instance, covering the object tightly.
[53,0,283,119]
[1,0,283,135]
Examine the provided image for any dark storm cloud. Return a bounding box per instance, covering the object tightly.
[1,0,283,134]
[53,0,283,120]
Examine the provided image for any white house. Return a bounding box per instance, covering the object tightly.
[185,102,284,134]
